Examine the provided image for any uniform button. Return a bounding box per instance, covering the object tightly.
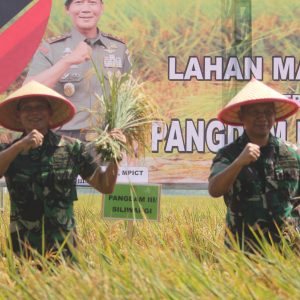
[64,83,75,97]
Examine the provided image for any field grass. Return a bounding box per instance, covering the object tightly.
[0,4,300,297]
[0,194,299,299]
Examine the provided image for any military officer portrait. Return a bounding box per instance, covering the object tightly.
[25,0,131,141]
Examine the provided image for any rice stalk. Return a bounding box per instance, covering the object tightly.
[86,66,159,162]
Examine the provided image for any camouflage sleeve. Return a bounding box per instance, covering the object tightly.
[122,46,132,73]
[209,150,233,179]
[76,142,98,180]
[26,40,53,77]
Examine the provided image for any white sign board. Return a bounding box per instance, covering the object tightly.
[117,167,148,183]
[76,167,149,186]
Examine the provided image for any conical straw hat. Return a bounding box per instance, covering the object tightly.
[0,81,76,131]
[218,79,299,125]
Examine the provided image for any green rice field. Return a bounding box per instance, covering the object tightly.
[0,194,299,299]
[1,2,300,296]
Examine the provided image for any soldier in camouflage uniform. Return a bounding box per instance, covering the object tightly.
[0,81,125,258]
[25,0,131,141]
[209,79,300,252]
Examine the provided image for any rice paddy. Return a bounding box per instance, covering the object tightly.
[0,193,299,299]
[1,2,300,296]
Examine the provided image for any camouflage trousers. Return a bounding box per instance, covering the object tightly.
[9,220,78,259]
[225,221,300,254]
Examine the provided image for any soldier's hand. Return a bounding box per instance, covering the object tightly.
[235,142,260,167]
[64,41,92,65]
[21,130,44,152]
[109,129,127,144]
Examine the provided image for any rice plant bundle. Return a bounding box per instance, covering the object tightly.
[88,72,158,163]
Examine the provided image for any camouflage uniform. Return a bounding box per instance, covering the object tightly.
[0,131,98,257]
[210,132,300,251]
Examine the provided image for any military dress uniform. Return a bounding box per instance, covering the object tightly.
[0,131,98,256]
[210,132,300,251]
[26,28,131,139]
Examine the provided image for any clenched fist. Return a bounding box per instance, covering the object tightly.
[20,129,44,153]
[63,41,92,66]
[236,143,260,167]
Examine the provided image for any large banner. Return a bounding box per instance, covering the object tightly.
[1,0,300,185]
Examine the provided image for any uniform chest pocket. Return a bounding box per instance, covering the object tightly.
[51,166,77,202]
[275,168,299,181]
[277,156,299,179]
[52,151,76,184]
[238,167,262,197]
[53,149,74,169]
[10,173,33,204]
[275,167,299,200]
[58,71,83,99]
[284,168,299,180]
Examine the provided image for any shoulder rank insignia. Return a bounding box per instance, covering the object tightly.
[101,32,126,44]
[47,33,71,44]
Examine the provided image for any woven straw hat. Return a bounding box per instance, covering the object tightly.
[0,81,76,131]
[218,79,299,125]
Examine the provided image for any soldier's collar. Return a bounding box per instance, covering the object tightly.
[92,30,108,47]
[238,132,276,148]
[71,27,86,43]
[238,132,250,147]
[71,27,106,47]
[47,130,64,147]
